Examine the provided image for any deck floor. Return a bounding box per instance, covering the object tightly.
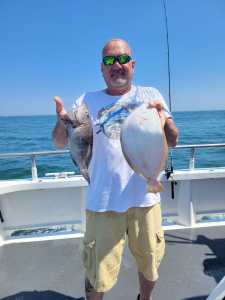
[0,226,225,300]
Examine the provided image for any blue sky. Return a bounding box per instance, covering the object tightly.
[1,0,225,115]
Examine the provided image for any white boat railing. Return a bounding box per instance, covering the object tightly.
[0,143,224,242]
[0,150,70,181]
[175,143,225,169]
[0,143,225,181]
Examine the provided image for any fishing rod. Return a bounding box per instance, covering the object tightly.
[162,0,172,112]
[162,0,176,199]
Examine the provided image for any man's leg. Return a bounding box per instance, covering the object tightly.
[83,210,126,299]
[127,204,165,300]
[85,278,104,300]
[138,272,155,300]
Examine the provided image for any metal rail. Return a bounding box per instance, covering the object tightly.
[0,150,70,158]
[0,143,225,180]
[175,143,225,149]
[175,143,225,169]
[0,150,70,181]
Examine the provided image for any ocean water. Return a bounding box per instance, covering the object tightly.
[0,111,225,180]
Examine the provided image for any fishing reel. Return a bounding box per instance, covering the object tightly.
[165,164,177,199]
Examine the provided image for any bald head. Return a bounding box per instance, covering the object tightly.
[102,38,132,57]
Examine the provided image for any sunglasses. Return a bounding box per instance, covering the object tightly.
[102,54,132,66]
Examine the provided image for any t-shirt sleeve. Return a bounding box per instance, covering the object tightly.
[143,87,172,119]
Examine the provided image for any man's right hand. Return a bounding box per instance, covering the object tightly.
[54,96,68,119]
[52,96,69,148]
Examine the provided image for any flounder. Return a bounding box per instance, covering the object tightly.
[120,104,168,193]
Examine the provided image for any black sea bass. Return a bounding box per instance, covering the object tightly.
[120,104,168,193]
[55,97,93,184]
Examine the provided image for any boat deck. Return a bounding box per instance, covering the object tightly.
[1,226,225,300]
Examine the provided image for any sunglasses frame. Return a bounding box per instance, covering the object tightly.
[102,54,132,66]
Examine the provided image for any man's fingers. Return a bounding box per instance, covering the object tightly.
[148,100,164,110]
[54,96,68,117]
[54,96,64,114]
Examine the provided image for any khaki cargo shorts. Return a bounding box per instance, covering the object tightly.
[82,203,165,292]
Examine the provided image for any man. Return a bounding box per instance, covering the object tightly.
[53,38,178,300]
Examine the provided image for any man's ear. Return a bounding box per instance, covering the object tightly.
[132,60,136,69]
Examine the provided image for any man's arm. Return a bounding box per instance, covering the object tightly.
[164,117,179,147]
[52,96,69,149]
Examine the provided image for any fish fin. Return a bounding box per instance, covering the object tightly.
[70,155,90,184]
[86,144,93,167]
[80,169,90,184]
[146,179,164,193]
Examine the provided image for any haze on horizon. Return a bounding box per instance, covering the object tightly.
[1,0,225,116]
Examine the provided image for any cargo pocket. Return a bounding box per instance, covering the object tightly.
[155,229,165,269]
[82,240,96,283]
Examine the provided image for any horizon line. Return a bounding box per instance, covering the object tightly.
[1,108,225,117]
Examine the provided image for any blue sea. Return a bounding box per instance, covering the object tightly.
[0,111,225,180]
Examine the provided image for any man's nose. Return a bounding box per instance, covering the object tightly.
[112,61,122,69]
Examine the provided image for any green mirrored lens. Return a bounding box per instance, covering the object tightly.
[118,54,130,64]
[103,54,131,65]
[103,56,115,65]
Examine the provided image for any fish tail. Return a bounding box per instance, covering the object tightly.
[146,179,164,193]
[80,169,90,184]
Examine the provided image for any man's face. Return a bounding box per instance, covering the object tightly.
[101,41,135,92]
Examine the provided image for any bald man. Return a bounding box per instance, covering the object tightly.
[53,38,178,300]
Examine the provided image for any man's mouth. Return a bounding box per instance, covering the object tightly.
[110,71,125,79]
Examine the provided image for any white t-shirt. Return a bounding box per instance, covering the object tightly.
[73,85,171,212]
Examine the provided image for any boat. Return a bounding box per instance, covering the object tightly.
[0,143,225,300]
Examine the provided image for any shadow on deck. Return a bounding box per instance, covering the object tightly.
[165,231,225,284]
[1,291,84,300]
